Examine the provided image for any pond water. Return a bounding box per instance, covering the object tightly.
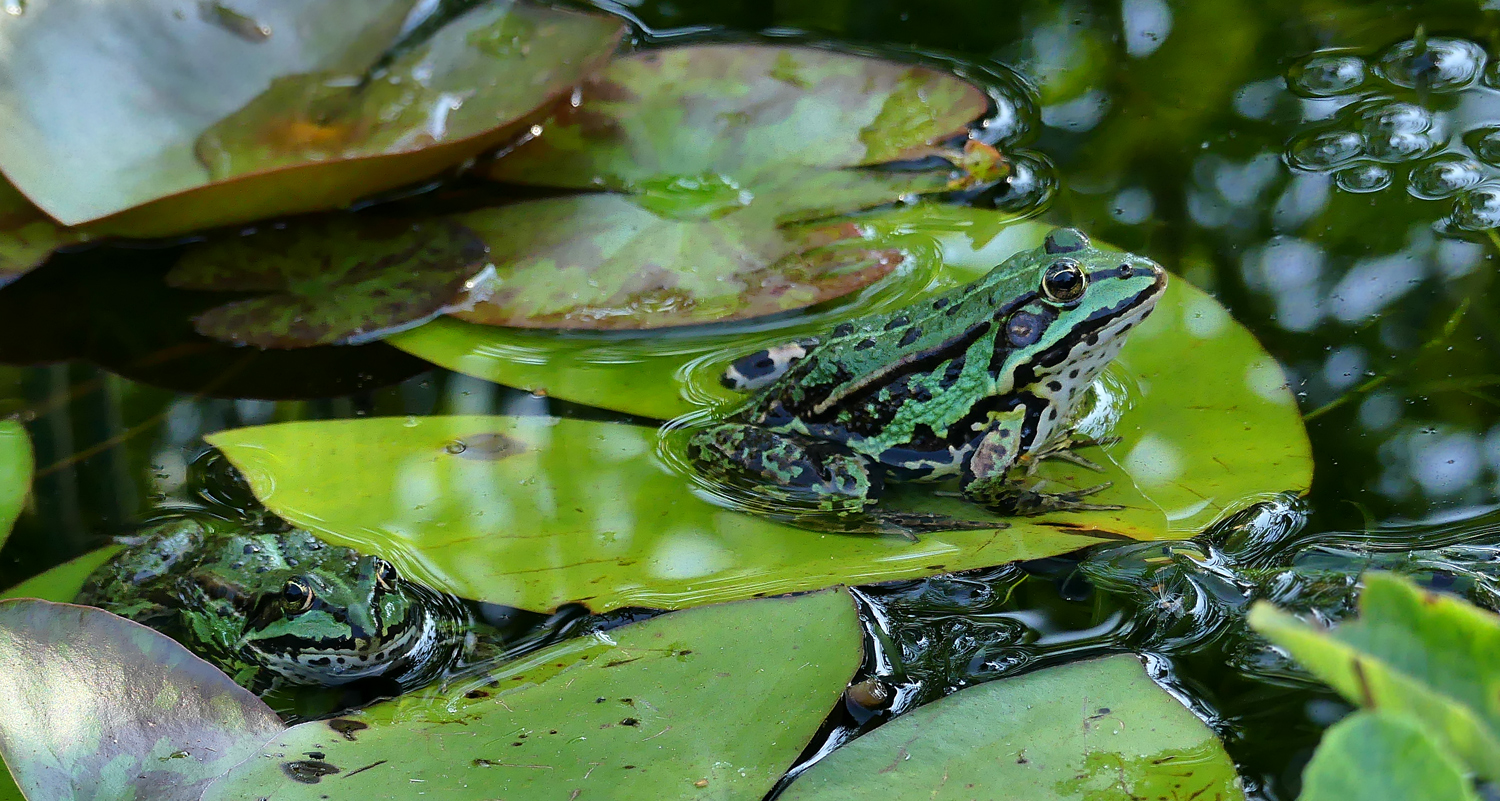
[4,0,1500,799]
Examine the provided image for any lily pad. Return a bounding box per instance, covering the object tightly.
[208,414,1159,613]
[0,599,284,801]
[0,0,624,236]
[168,216,491,348]
[778,654,1245,801]
[1249,572,1500,781]
[201,589,861,800]
[391,212,1311,534]
[452,44,995,328]
[1299,711,1480,801]
[0,180,77,287]
[0,422,29,548]
[1,547,122,603]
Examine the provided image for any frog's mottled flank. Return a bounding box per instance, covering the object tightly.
[690,228,1167,535]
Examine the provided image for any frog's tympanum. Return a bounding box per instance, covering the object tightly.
[76,517,495,694]
[689,228,1167,536]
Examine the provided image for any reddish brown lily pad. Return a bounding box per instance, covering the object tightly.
[453,44,996,329]
[169,216,490,348]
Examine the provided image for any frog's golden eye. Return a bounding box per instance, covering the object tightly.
[281,578,314,614]
[1041,259,1088,304]
[373,558,399,591]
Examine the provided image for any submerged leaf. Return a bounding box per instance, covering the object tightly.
[779,654,1245,801]
[169,216,491,347]
[392,213,1312,534]
[1299,711,1480,801]
[0,600,284,801]
[0,0,623,235]
[1249,572,1500,781]
[202,590,861,800]
[0,422,29,548]
[452,44,995,328]
[212,415,1158,614]
[0,181,77,287]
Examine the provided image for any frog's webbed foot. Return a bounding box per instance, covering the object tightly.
[963,478,1123,516]
[1019,436,1120,476]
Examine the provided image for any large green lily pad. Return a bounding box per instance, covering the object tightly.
[0,181,76,287]
[168,216,491,348]
[779,654,1245,801]
[392,212,1311,535]
[0,422,29,548]
[1,547,122,603]
[210,414,1155,613]
[0,0,623,236]
[1249,572,1500,782]
[201,589,861,800]
[0,599,284,801]
[1299,711,1480,801]
[453,44,994,328]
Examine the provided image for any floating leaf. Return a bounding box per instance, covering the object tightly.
[779,654,1245,801]
[1249,572,1500,781]
[202,590,861,800]
[392,212,1311,534]
[208,415,1160,613]
[0,180,77,287]
[0,0,624,235]
[169,216,491,348]
[0,422,29,548]
[1299,711,1480,801]
[448,44,993,328]
[0,599,284,801]
[1,547,122,602]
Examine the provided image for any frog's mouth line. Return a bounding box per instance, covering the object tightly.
[245,611,441,683]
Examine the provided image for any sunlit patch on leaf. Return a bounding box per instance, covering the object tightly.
[201,591,861,800]
[778,654,1245,801]
[0,600,284,801]
[169,216,492,348]
[0,0,624,236]
[449,44,1001,329]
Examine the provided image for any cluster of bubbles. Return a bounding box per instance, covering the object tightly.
[1283,36,1500,232]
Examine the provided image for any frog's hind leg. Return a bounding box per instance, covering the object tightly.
[960,413,1122,516]
[720,337,820,391]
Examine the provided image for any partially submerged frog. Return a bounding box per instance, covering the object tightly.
[689,228,1167,535]
[76,516,497,694]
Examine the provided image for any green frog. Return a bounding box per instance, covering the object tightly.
[688,228,1167,535]
[75,516,497,695]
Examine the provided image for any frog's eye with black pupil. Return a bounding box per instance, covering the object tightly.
[282,578,314,613]
[374,558,399,590]
[1041,260,1087,304]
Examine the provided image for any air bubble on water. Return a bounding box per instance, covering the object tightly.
[1286,53,1367,98]
[1286,129,1364,171]
[1354,100,1432,135]
[1407,157,1485,200]
[1364,131,1437,163]
[1335,164,1392,193]
[1447,185,1500,231]
[1464,127,1500,166]
[1375,36,1486,92]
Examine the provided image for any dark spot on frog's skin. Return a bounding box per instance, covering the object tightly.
[282,760,340,784]
[884,315,909,331]
[898,328,922,347]
[621,718,640,726]
[1068,369,1079,379]
[242,544,259,554]
[452,432,526,461]
[832,322,854,337]
[1046,380,1062,392]
[1007,311,1044,347]
[308,656,331,667]
[1084,334,1099,347]
[932,297,949,309]
[328,719,368,741]
[854,338,877,351]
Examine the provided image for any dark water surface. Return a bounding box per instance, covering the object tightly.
[7,1,1500,798]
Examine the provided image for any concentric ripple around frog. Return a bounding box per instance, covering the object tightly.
[75,516,500,695]
[689,228,1167,536]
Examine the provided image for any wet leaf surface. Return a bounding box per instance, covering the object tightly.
[202,590,861,800]
[216,415,1156,614]
[0,422,29,549]
[778,654,1245,801]
[0,599,284,801]
[1250,572,1500,781]
[0,0,623,236]
[393,213,1312,534]
[169,216,491,348]
[1299,711,1479,801]
[451,44,992,328]
[1,548,122,603]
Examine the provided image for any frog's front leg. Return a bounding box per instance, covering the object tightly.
[961,411,1121,515]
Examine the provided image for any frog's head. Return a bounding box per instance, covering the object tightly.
[994,228,1167,447]
[238,552,434,686]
